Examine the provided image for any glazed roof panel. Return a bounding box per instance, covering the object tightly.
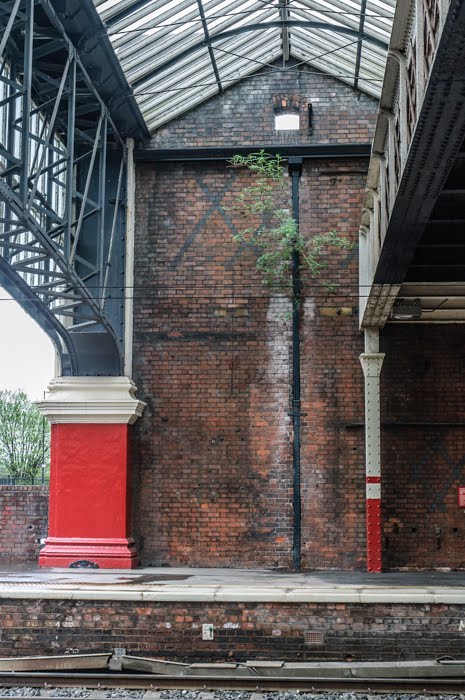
[93,0,396,131]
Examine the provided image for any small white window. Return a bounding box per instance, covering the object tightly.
[274,113,300,131]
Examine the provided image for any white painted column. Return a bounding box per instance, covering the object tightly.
[360,329,385,572]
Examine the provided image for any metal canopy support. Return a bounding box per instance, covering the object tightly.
[131,21,388,90]
[354,0,368,91]
[196,0,223,94]
[373,0,465,285]
[0,0,133,375]
[360,330,385,574]
[134,143,372,162]
[280,0,291,63]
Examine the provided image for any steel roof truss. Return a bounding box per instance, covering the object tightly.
[0,0,128,374]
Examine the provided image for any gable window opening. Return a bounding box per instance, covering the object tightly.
[272,93,302,131]
[274,112,300,130]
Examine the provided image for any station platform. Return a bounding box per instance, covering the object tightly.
[1,565,465,603]
[1,565,465,662]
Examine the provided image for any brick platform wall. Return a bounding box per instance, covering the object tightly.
[132,69,377,568]
[0,599,464,660]
[0,487,48,561]
[381,325,465,569]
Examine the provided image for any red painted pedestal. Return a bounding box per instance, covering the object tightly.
[39,423,137,568]
[37,377,145,570]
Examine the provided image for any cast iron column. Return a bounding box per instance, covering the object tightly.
[360,330,385,572]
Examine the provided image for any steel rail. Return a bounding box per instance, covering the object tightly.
[0,672,465,692]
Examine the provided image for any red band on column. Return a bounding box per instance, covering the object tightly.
[366,498,382,573]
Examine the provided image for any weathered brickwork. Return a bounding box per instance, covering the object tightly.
[299,167,367,569]
[381,325,465,569]
[0,487,48,561]
[0,599,464,660]
[132,68,376,568]
[150,62,377,148]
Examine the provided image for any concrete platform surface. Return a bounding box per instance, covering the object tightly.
[0,565,465,602]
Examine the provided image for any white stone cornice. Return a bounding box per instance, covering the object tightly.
[36,377,146,424]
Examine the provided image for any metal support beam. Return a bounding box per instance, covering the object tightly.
[196,0,223,94]
[353,0,367,91]
[135,144,372,162]
[131,20,388,89]
[360,331,385,573]
[280,0,291,63]
[0,0,131,375]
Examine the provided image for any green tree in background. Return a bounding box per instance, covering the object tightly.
[0,389,49,482]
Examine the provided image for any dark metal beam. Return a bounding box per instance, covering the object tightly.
[135,143,372,162]
[280,0,290,63]
[47,0,149,141]
[196,0,223,94]
[0,0,128,375]
[103,0,151,28]
[353,0,367,91]
[0,255,76,375]
[132,20,388,88]
[373,0,465,285]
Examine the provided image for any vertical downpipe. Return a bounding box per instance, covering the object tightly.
[288,157,303,572]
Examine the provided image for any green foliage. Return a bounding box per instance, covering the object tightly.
[0,389,49,481]
[228,150,354,291]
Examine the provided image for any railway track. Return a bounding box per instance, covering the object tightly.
[0,672,465,693]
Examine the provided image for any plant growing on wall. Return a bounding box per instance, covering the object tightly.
[227,150,354,294]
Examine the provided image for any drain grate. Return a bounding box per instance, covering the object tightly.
[304,630,324,645]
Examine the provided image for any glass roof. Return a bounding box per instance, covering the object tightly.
[93,0,396,133]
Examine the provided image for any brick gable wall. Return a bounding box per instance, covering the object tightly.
[132,67,377,568]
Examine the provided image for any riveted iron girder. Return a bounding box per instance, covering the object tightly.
[373,0,465,285]
[0,0,141,375]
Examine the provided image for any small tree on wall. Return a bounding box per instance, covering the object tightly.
[0,389,50,483]
[227,150,353,295]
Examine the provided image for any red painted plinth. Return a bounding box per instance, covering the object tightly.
[39,423,137,569]
[366,498,382,573]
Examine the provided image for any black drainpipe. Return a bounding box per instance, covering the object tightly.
[288,156,303,572]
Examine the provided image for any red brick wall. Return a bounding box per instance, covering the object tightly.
[0,486,48,561]
[132,69,376,568]
[381,325,465,569]
[0,598,463,660]
[299,166,367,569]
